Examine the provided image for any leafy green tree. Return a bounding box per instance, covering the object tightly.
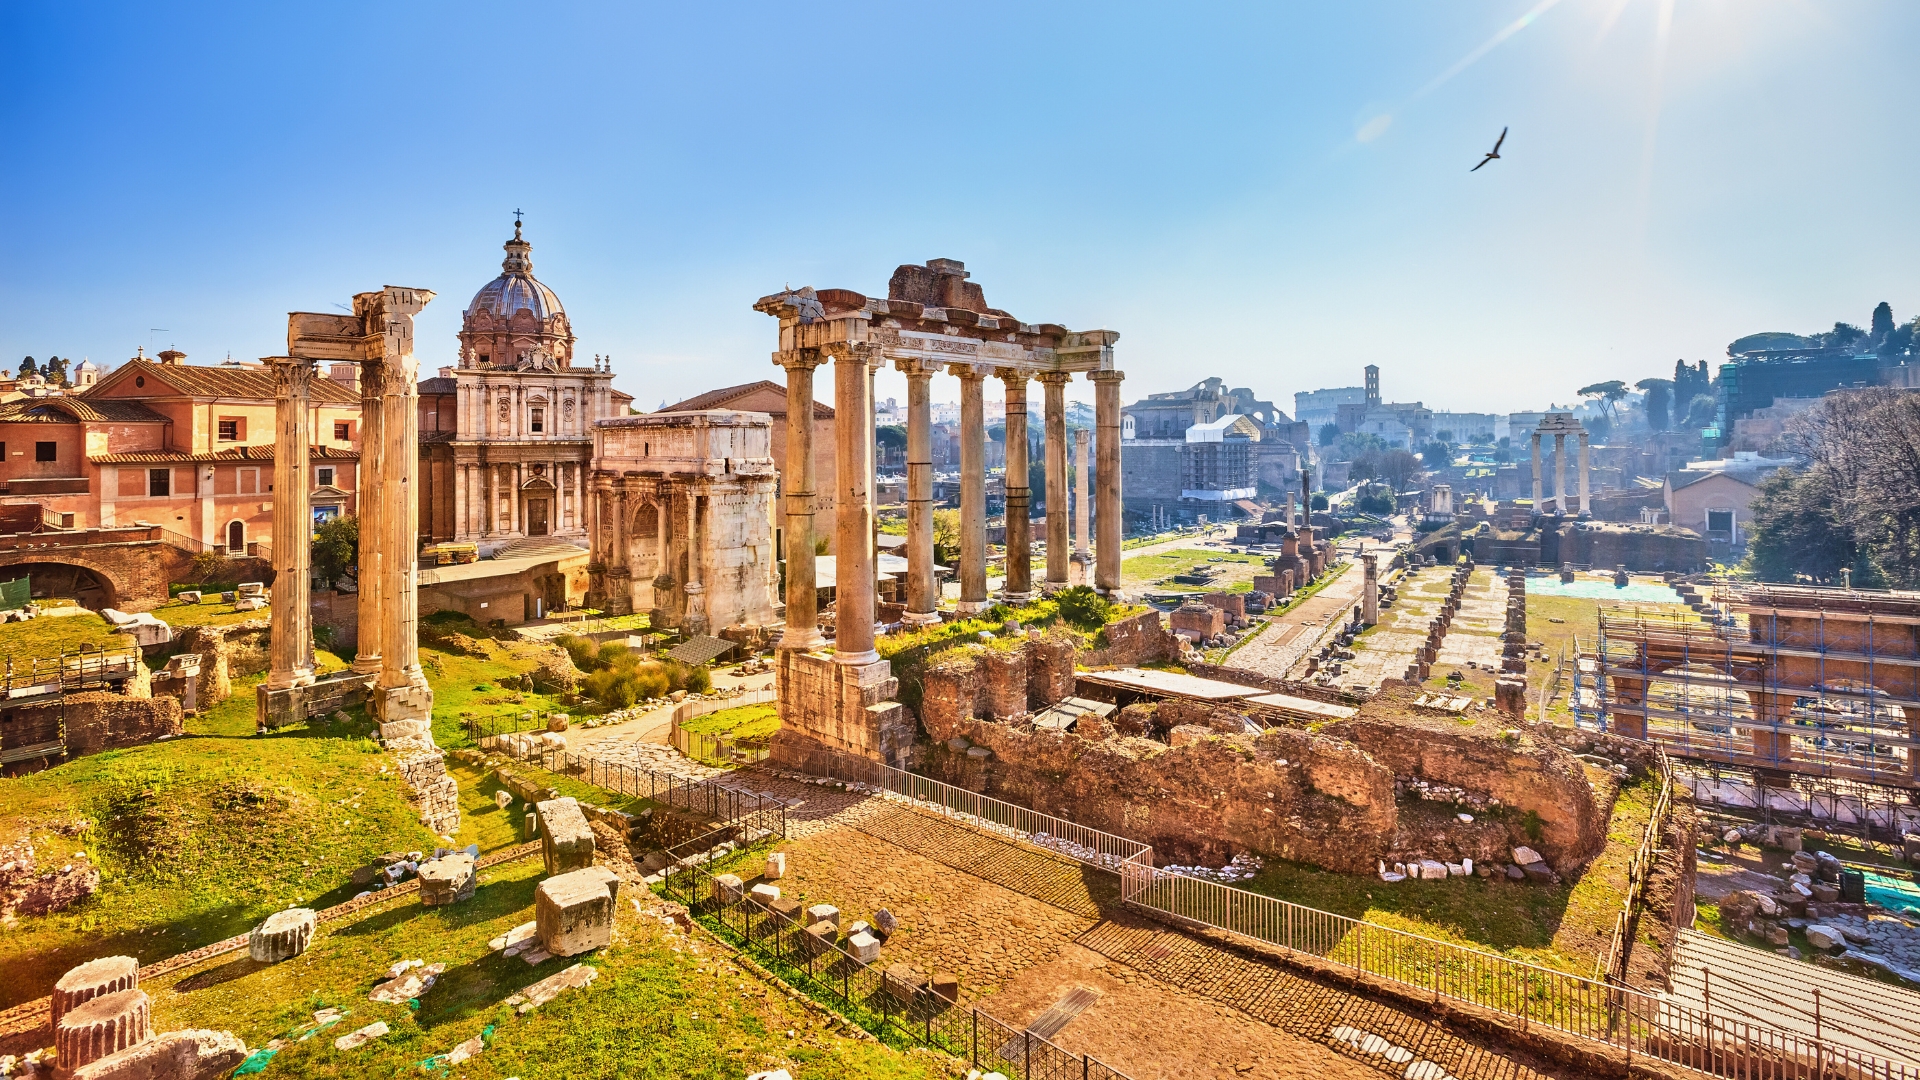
[1636,378,1673,430]
[1871,302,1895,345]
[17,357,35,379]
[1377,448,1420,493]
[932,508,961,565]
[1578,380,1629,425]
[1683,394,1718,429]
[1309,492,1328,511]
[1317,422,1339,447]
[312,515,359,589]
[44,357,68,386]
[1747,467,1868,584]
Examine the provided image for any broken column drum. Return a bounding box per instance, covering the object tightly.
[249,907,317,962]
[52,957,138,1029]
[56,989,151,1073]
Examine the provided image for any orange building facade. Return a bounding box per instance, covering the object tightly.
[0,350,363,554]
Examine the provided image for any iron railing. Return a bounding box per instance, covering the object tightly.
[776,747,1919,1080]
[667,689,778,766]
[658,856,1134,1080]
[1595,748,1677,983]
[0,645,142,696]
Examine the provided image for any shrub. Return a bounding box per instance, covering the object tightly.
[556,634,599,672]
[597,641,632,668]
[1054,585,1111,632]
[686,665,711,694]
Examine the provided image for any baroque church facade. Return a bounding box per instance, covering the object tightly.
[417,220,631,550]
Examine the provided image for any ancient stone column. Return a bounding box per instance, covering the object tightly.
[354,360,386,678]
[266,356,316,693]
[607,479,632,615]
[1530,431,1544,508]
[777,350,825,650]
[1578,430,1591,516]
[1285,491,1296,529]
[1553,432,1567,515]
[1073,427,1091,555]
[1039,373,1070,592]
[1000,370,1032,601]
[901,360,940,625]
[1362,553,1379,626]
[1090,370,1125,597]
[954,365,989,615]
[366,287,435,735]
[684,493,708,635]
[833,345,878,665]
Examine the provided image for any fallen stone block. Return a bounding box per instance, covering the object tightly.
[848,931,881,964]
[803,921,838,956]
[57,990,152,1073]
[536,797,596,876]
[1520,861,1555,884]
[536,867,621,957]
[1417,860,1448,880]
[368,962,445,1004]
[248,908,316,962]
[1810,883,1840,904]
[53,956,139,1029]
[711,874,744,906]
[494,790,513,809]
[806,903,840,929]
[768,898,803,926]
[333,1021,389,1051]
[763,852,786,880]
[418,854,477,907]
[71,1027,248,1080]
[748,883,780,907]
[882,962,924,1001]
[1806,924,1845,951]
[930,971,960,1002]
[505,963,598,1014]
[489,921,539,954]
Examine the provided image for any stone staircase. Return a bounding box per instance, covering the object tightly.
[491,536,590,561]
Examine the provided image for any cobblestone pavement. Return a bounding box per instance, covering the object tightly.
[1224,557,1363,681]
[1435,569,1508,670]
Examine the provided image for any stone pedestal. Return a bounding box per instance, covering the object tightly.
[248,907,316,962]
[773,649,915,768]
[536,797,596,875]
[418,854,477,906]
[52,957,138,1029]
[56,990,151,1073]
[535,867,620,957]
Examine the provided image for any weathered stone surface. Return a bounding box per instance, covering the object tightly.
[748,883,781,906]
[536,797,595,876]
[711,874,744,905]
[981,648,1028,720]
[53,956,139,1029]
[494,790,513,809]
[57,989,151,1072]
[802,921,837,956]
[882,962,923,1000]
[248,908,316,962]
[1025,634,1077,709]
[1806,924,1845,951]
[333,1021,388,1051]
[872,907,898,939]
[763,852,786,879]
[847,931,881,964]
[417,855,476,906]
[806,903,839,929]
[535,866,620,957]
[768,897,803,925]
[505,962,597,1014]
[71,1027,247,1080]
[930,971,960,1001]
[394,750,461,836]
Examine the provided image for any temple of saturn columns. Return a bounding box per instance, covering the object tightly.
[257,287,439,751]
[1528,411,1591,516]
[756,259,1123,766]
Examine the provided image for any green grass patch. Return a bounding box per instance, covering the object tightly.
[149,595,276,631]
[682,702,780,742]
[0,607,130,661]
[0,673,442,1009]
[423,640,585,749]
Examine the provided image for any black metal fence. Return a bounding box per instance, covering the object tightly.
[658,856,1132,1080]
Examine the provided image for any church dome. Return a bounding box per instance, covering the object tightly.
[466,220,564,321]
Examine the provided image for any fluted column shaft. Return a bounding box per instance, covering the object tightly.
[1553,432,1567,514]
[1090,370,1125,596]
[1530,432,1543,508]
[777,351,825,650]
[955,367,989,614]
[267,357,316,691]
[353,361,386,677]
[1074,427,1091,555]
[1000,370,1031,600]
[1578,431,1591,516]
[364,287,434,726]
[833,347,878,664]
[901,362,939,623]
[1039,373,1070,591]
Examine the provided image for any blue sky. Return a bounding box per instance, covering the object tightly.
[4,2,1916,415]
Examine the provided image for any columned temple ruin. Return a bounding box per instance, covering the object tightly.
[1529,411,1591,516]
[758,260,1123,765]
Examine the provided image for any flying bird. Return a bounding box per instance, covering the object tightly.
[1471,127,1507,172]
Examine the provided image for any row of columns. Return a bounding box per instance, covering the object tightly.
[1528,429,1592,516]
[263,287,435,736]
[452,460,582,538]
[777,345,1124,660]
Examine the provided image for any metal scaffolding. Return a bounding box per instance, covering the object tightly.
[1589,584,1920,792]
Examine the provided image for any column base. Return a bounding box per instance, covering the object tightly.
[256,670,376,732]
[997,590,1034,604]
[901,610,943,627]
[955,600,991,616]
[775,649,914,768]
[1040,579,1071,595]
[778,626,827,651]
[351,656,381,677]
[832,648,881,667]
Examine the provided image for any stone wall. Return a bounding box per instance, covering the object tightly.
[395,749,461,837]
[175,620,270,707]
[0,691,183,770]
[1077,609,1177,668]
[1329,702,1605,872]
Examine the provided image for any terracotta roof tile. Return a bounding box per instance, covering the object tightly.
[89,444,360,464]
[658,379,832,419]
[87,359,361,405]
[0,398,170,423]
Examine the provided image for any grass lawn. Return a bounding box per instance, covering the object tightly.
[148,595,277,631]
[1122,548,1267,594]
[422,638,597,749]
[0,672,444,1010]
[1240,775,1663,977]
[133,857,942,1080]
[681,702,779,742]
[0,606,130,660]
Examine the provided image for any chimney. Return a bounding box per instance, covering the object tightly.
[156,349,186,366]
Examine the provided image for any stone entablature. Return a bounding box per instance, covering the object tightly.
[586,411,778,636]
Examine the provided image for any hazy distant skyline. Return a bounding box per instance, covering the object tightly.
[5,2,1917,415]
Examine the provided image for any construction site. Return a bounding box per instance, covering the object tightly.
[1579,582,1920,844]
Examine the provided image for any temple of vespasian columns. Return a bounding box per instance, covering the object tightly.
[257,287,439,751]
[756,259,1123,766]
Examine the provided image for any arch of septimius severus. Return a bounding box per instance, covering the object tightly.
[757,259,1123,767]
